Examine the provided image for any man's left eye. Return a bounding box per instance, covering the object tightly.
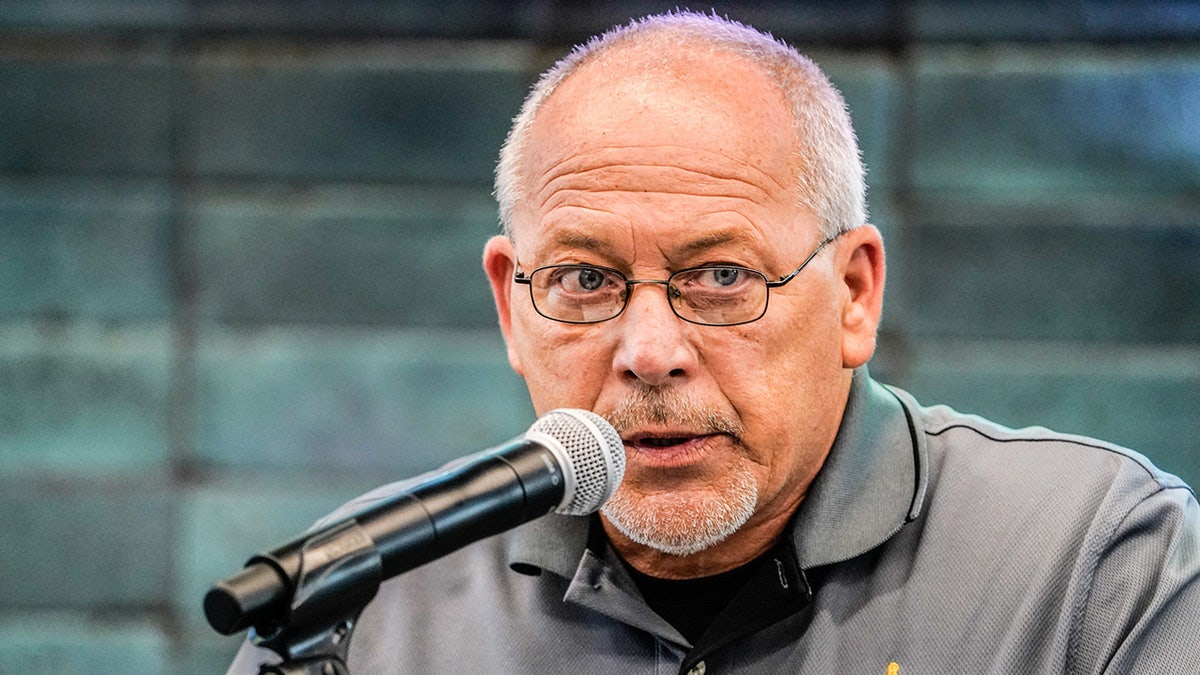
[708,268,741,286]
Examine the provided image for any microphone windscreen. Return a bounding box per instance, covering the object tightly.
[526,409,625,516]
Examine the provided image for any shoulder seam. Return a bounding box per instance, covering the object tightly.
[928,422,1115,451]
[925,423,1166,483]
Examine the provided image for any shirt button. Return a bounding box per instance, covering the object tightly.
[686,662,706,675]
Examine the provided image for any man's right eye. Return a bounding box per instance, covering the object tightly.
[556,267,609,293]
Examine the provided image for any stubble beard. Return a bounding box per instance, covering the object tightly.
[601,388,759,557]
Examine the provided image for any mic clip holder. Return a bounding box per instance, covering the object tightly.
[249,519,382,675]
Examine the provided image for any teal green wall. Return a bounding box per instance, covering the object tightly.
[2,2,1198,672]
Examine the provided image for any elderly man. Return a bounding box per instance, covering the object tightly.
[230,12,1200,674]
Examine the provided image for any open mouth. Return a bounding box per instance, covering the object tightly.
[622,433,717,469]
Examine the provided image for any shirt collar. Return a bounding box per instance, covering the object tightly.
[789,367,928,568]
[505,508,591,578]
[505,368,929,575]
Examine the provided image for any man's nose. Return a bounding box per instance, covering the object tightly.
[610,283,698,387]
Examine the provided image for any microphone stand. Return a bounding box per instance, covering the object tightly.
[242,520,383,675]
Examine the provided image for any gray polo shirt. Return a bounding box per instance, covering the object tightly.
[229,370,1200,674]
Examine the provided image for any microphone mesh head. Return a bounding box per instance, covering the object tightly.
[527,409,625,516]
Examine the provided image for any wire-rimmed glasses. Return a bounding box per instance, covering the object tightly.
[513,233,840,326]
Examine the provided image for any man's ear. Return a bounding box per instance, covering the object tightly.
[483,235,524,376]
[837,225,886,369]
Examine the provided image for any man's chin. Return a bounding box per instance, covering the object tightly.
[600,476,758,557]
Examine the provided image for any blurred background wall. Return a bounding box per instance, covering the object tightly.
[1,1,1198,672]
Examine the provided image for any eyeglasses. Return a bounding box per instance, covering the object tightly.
[513,233,840,326]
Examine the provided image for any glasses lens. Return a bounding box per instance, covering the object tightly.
[529,265,626,323]
[670,266,768,325]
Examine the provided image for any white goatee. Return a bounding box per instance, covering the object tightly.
[601,388,758,557]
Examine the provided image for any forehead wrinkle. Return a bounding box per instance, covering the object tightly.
[540,188,767,217]
[530,145,791,207]
[534,142,786,178]
[535,167,774,214]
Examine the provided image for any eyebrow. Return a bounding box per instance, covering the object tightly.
[544,229,617,255]
[677,230,756,255]
[536,226,760,263]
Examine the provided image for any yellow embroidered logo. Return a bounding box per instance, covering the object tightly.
[886,662,900,675]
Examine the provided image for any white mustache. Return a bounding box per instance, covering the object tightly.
[605,388,743,439]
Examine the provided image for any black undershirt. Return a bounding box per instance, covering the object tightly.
[621,552,769,645]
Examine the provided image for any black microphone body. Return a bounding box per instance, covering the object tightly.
[204,410,623,638]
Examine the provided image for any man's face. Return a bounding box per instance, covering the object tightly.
[485,50,879,574]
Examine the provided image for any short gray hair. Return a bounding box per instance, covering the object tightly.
[494,11,866,240]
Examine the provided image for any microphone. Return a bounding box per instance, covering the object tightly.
[203,408,625,637]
